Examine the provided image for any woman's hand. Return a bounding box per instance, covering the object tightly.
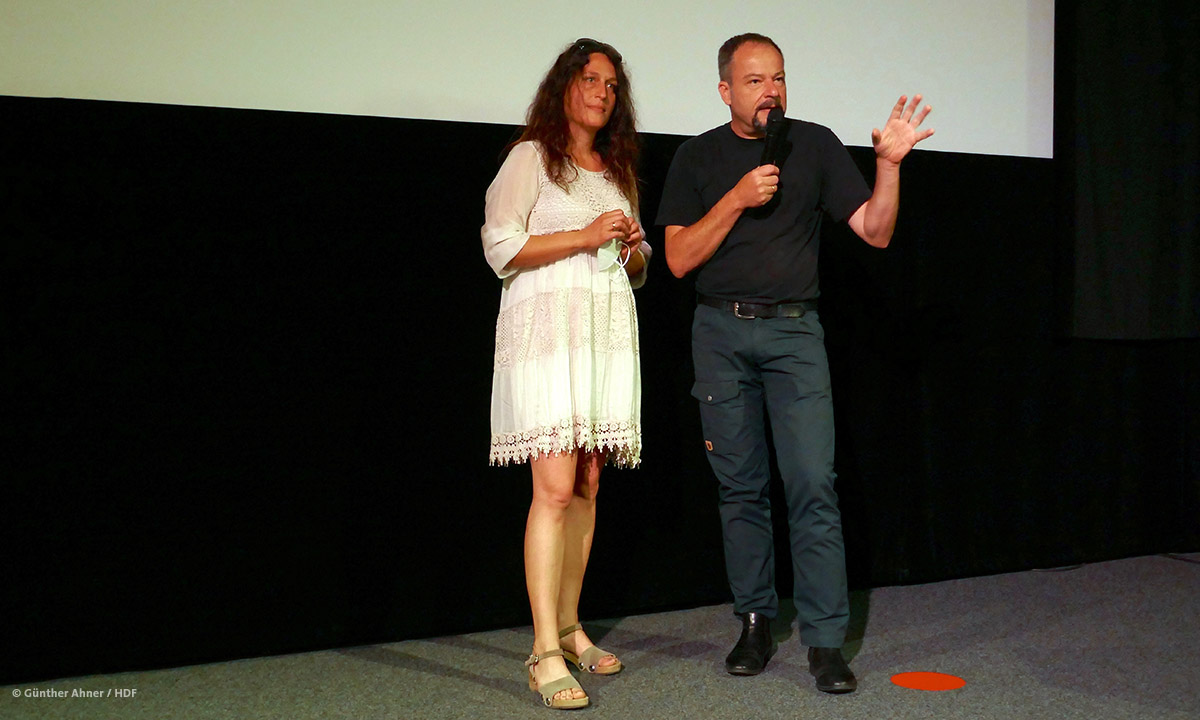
[619,217,645,264]
[580,209,634,250]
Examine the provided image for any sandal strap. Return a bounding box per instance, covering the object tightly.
[537,673,585,699]
[524,648,565,667]
[578,645,618,668]
[557,623,583,638]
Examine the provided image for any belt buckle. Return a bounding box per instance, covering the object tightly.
[733,302,755,319]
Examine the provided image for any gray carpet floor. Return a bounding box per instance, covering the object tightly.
[5,553,1198,720]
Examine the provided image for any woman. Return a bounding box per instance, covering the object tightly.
[481,38,648,710]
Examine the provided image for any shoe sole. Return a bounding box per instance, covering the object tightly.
[726,666,766,676]
[816,681,857,693]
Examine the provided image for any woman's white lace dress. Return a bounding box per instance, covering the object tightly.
[481,141,643,467]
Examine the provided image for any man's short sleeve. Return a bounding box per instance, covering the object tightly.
[654,141,706,228]
[818,131,872,223]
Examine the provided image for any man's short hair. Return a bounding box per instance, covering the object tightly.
[718,33,783,82]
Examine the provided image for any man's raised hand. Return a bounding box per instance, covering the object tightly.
[871,94,934,165]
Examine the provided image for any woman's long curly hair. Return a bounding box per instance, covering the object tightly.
[511,38,640,208]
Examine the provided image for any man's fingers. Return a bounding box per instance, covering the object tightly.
[907,94,924,120]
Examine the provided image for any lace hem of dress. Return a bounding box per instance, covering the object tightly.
[490,417,641,468]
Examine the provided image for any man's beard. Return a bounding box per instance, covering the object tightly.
[751,100,780,134]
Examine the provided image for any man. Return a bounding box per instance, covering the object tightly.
[655,33,933,693]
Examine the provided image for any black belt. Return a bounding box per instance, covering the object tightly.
[697,294,817,319]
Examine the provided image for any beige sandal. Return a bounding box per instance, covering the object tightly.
[525,649,589,710]
[559,624,623,675]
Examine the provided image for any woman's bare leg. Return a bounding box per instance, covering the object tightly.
[525,451,587,701]
[557,450,620,669]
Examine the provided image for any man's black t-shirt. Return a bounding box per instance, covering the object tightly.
[655,120,871,304]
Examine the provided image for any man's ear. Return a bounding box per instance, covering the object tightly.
[718,80,732,107]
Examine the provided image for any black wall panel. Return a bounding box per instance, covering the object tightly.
[4,95,1196,684]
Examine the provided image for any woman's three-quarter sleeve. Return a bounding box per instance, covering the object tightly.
[481,142,540,279]
[629,240,652,290]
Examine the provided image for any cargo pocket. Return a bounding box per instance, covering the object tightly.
[690,381,741,454]
[691,380,740,405]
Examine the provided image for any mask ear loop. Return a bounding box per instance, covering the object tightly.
[616,242,631,268]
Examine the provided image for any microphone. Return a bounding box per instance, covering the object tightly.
[760,106,785,168]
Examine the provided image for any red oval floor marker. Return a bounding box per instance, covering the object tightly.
[891,671,966,691]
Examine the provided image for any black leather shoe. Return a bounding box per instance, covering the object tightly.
[807,647,857,693]
[724,612,776,675]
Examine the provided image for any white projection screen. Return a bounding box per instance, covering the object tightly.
[1,1,1054,158]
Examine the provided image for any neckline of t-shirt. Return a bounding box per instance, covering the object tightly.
[725,123,768,145]
[723,119,806,143]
